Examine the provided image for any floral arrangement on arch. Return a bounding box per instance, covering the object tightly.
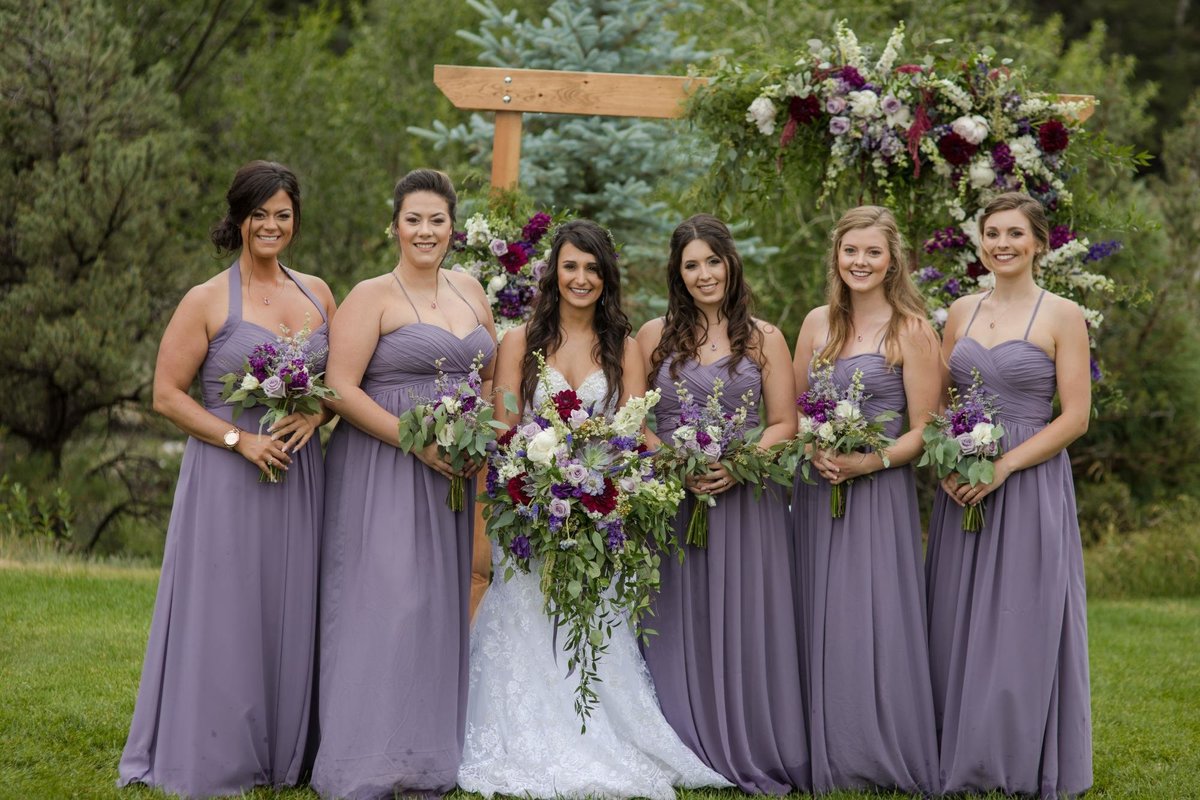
[445,198,570,338]
[689,19,1139,380]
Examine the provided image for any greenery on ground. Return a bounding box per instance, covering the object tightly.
[1,558,1196,800]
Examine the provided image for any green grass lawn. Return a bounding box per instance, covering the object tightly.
[1,561,1197,800]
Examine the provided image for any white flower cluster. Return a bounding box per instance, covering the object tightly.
[612,389,661,436]
[937,79,974,113]
[464,213,492,247]
[834,19,865,69]
[874,22,905,74]
[746,96,778,136]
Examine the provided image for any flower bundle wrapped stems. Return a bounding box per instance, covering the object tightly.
[795,362,898,518]
[396,353,503,511]
[219,320,337,483]
[917,368,1006,532]
[478,353,680,724]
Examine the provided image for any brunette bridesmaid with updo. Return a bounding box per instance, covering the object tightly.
[120,161,336,798]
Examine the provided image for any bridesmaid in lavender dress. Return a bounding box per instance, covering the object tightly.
[791,206,940,794]
[926,192,1093,798]
[312,169,497,800]
[119,161,337,798]
[636,214,808,794]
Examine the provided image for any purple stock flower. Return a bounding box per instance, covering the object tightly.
[461,394,478,413]
[695,429,713,448]
[917,266,944,283]
[1085,240,1122,262]
[522,212,553,243]
[944,278,962,297]
[839,66,866,89]
[924,227,969,254]
[486,465,499,497]
[609,435,637,451]
[604,520,627,551]
[1090,357,1103,382]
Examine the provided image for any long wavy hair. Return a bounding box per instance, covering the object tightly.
[650,214,763,383]
[520,220,631,412]
[819,205,928,366]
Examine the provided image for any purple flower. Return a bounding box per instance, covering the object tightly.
[1050,225,1076,250]
[604,520,627,551]
[461,394,478,413]
[522,212,553,243]
[826,96,847,115]
[510,535,532,560]
[924,227,969,254]
[956,432,979,456]
[881,94,903,115]
[609,435,637,451]
[551,482,574,499]
[944,278,962,297]
[839,66,866,89]
[1090,357,1103,382]
[485,465,499,497]
[991,142,1016,174]
[289,368,310,393]
[917,266,943,283]
[489,238,508,256]
[695,429,713,448]
[829,116,851,136]
[549,497,570,519]
[1085,240,1122,262]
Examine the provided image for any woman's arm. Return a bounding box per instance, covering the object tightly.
[152,278,291,477]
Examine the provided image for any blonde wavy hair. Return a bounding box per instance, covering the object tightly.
[819,205,928,366]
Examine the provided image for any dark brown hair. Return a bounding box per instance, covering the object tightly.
[649,214,763,383]
[520,220,631,413]
[391,168,457,228]
[210,161,301,252]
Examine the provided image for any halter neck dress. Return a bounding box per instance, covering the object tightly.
[925,290,1092,798]
[119,262,328,798]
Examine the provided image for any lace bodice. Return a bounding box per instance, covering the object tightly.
[531,366,617,419]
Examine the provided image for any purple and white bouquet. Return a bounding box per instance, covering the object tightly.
[480,353,680,724]
[794,359,898,518]
[918,367,1006,531]
[655,378,786,548]
[219,319,337,483]
[445,201,566,338]
[396,352,503,511]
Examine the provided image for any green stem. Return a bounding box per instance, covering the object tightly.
[686,502,708,548]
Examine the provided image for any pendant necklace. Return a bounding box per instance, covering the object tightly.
[247,264,286,305]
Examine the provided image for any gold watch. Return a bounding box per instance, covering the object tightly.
[222,428,241,450]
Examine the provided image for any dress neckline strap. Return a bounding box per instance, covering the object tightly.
[1023,289,1047,341]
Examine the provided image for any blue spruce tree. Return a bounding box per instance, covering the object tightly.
[412,0,709,289]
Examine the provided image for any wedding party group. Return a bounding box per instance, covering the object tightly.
[116,159,1092,800]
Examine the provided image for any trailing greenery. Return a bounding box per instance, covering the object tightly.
[1,560,1197,799]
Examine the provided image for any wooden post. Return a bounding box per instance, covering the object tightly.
[491,111,524,189]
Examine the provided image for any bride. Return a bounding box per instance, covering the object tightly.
[459,220,729,799]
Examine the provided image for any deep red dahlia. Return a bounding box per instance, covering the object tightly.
[499,244,529,274]
[789,94,821,125]
[497,427,516,448]
[552,389,581,422]
[966,260,988,279]
[580,477,618,516]
[506,474,531,506]
[1038,119,1069,153]
[938,131,978,166]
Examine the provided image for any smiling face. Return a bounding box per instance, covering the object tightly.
[395,190,452,269]
[679,238,728,307]
[556,242,603,310]
[239,189,294,259]
[981,207,1040,276]
[836,225,891,295]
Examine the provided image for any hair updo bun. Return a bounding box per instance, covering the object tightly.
[210,161,302,254]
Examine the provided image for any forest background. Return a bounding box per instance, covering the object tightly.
[1,0,1198,589]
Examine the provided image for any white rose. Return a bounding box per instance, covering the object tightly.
[951,114,989,145]
[933,308,949,326]
[969,159,996,189]
[436,424,456,449]
[746,96,778,136]
[817,421,835,442]
[487,274,508,294]
[240,374,260,391]
[568,408,589,429]
[526,428,560,465]
[834,400,862,421]
[798,416,814,435]
[438,395,460,415]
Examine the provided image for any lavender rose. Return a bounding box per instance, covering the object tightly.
[956,433,979,456]
[261,375,286,398]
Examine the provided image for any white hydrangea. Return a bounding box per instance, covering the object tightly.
[848,90,880,118]
[746,96,778,136]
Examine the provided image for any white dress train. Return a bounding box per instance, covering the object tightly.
[457,368,729,800]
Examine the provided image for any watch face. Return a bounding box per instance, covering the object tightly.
[223,429,239,448]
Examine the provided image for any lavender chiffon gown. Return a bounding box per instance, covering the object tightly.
[311,284,494,800]
[643,355,810,795]
[118,263,327,798]
[926,290,1092,798]
[792,344,938,794]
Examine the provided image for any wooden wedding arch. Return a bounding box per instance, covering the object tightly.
[434,65,1094,614]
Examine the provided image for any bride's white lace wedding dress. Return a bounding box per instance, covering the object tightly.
[457,367,729,800]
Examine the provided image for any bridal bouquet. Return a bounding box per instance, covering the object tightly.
[655,379,788,548]
[480,354,682,725]
[396,352,503,511]
[794,359,898,518]
[918,368,1006,532]
[219,319,337,483]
